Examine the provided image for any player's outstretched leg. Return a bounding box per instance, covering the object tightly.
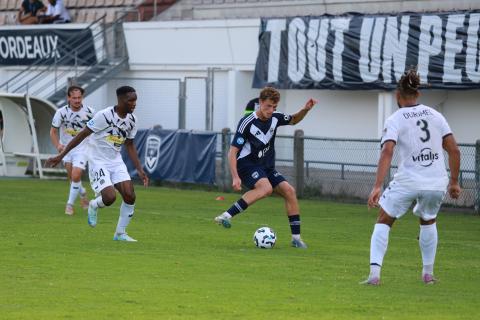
[214,198,249,228]
[289,215,307,248]
[113,202,137,242]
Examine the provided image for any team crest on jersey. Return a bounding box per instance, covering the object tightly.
[145,135,161,173]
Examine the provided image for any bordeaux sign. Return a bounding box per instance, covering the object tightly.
[253,11,480,90]
[0,28,96,66]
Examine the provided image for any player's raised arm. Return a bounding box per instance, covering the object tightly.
[124,138,149,187]
[46,127,93,167]
[290,98,317,125]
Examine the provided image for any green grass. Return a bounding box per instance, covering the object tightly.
[0,179,479,319]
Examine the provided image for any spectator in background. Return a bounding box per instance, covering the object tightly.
[39,0,70,24]
[17,0,45,25]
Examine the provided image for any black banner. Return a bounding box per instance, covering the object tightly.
[253,11,480,90]
[121,129,217,185]
[0,28,96,66]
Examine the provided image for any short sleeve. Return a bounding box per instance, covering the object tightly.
[438,113,452,138]
[87,112,108,133]
[380,117,398,147]
[51,110,62,128]
[231,118,248,149]
[127,116,137,139]
[274,112,292,126]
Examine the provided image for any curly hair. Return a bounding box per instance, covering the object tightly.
[259,87,280,104]
[397,68,420,98]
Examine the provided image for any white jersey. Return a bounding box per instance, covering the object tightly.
[51,104,95,149]
[381,104,452,191]
[86,106,137,164]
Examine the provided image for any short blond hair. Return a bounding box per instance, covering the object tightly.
[259,87,280,104]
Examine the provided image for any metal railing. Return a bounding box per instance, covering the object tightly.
[0,12,130,105]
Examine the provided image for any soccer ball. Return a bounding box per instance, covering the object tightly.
[253,227,276,249]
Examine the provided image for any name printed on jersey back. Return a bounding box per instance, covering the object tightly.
[402,109,433,119]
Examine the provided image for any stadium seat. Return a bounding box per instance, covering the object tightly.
[76,0,87,8]
[0,14,6,25]
[105,8,118,23]
[104,0,115,6]
[85,0,96,7]
[6,0,18,11]
[64,0,77,8]
[75,9,87,22]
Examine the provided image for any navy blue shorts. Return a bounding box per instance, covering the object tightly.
[238,166,286,190]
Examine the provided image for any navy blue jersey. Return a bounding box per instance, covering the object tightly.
[231,112,292,169]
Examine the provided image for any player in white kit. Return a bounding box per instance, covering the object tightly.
[362,69,461,285]
[47,86,149,241]
[50,86,94,215]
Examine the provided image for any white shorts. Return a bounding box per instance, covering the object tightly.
[62,148,87,170]
[88,161,131,193]
[379,181,446,221]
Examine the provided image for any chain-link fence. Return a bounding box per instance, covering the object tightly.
[216,130,479,213]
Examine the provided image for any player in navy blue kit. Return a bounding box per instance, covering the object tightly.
[215,87,317,248]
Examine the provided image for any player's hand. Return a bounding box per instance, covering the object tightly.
[232,177,242,191]
[56,144,65,153]
[367,186,382,209]
[448,181,461,199]
[138,169,149,187]
[303,98,318,111]
[46,155,62,168]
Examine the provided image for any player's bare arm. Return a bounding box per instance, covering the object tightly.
[49,127,64,152]
[228,145,241,191]
[125,139,149,187]
[442,134,461,199]
[368,141,395,209]
[46,127,93,167]
[290,98,317,125]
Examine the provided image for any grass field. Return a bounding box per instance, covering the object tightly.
[1,179,479,319]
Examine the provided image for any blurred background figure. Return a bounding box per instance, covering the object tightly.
[17,0,45,25]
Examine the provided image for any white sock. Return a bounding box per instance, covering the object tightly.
[221,212,232,219]
[79,184,87,196]
[90,196,106,209]
[419,223,437,276]
[67,181,82,205]
[115,202,135,235]
[369,223,390,278]
[292,234,301,240]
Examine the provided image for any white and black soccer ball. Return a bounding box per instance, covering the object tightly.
[253,227,276,249]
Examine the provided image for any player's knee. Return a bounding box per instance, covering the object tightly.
[103,193,116,206]
[123,192,136,205]
[260,185,273,198]
[284,184,296,198]
[71,171,82,182]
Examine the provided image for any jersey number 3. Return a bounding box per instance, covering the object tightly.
[416,119,430,142]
